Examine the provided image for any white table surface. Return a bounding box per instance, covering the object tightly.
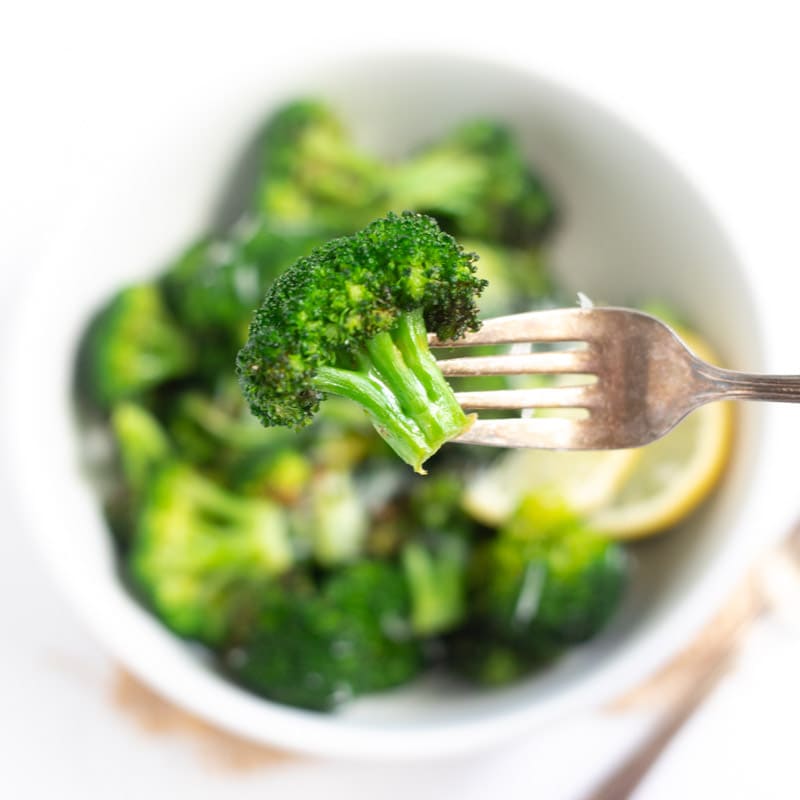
[3,3,800,797]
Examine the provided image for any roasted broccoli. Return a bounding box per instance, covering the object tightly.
[473,495,627,651]
[253,101,559,250]
[72,95,648,715]
[162,217,325,344]
[255,100,388,232]
[83,283,195,407]
[391,120,558,246]
[225,562,422,711]
[130,463,293,645]
[236,212,486,473]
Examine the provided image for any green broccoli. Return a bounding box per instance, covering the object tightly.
[402,534,467,636]
[162,218,325,344]
[255,100,388,232]
[129,463,293,645]
[236,212,486,474]
[473,494,627,650]
[252,101,560,250]
[391,120,558,246]
[225,562,422,711]
[83,283,195,407]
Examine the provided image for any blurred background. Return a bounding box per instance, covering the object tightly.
[3,2,800,797]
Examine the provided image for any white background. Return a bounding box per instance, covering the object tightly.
[3,2,800,797]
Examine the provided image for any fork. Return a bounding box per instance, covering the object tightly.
[429,307,800,450]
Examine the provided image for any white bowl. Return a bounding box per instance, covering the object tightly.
[4,53,778,759]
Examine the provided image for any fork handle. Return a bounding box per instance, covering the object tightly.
[695,360,800,403]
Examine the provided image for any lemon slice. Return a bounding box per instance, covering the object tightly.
[589,330,734,539]
[463,446,640,527]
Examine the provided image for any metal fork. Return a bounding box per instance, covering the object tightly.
[430,307,800,450]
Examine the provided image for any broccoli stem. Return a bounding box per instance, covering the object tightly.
[314,309,473,473]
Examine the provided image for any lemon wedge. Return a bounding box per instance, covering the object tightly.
[589,330,733,539]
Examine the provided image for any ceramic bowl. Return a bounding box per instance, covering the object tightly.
[5,53,778,759]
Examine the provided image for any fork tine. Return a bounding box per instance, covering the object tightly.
[429,308,596,348]
[436,350,596,377]
[454,385,595,410]
[455,417,591,449]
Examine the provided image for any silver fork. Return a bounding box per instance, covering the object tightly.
[430,307,800,450]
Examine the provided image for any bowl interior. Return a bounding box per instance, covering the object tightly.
[7,54,764,756]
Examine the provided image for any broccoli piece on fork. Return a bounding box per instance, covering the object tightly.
[236,212,486,473]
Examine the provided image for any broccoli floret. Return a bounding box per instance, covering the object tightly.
[225,562,422,711]
[474,495,627,649]
[236,212,486,473]
[129,463,293,645]
[162,218,325,344]
[255,100,388,232]
[83,283,195,406]
[391,120,558,246]
[402,534,467,636]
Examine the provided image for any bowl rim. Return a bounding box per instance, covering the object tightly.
[3,49,791,759]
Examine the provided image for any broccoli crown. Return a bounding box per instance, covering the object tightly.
[474,495,627,648]
[394,120,558,246]
[237,211,484,431]
[130,463,293,645]
[225,562,422,711]
[162,218,325,340]
[256,100,388,231]
[84,283,195,407]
